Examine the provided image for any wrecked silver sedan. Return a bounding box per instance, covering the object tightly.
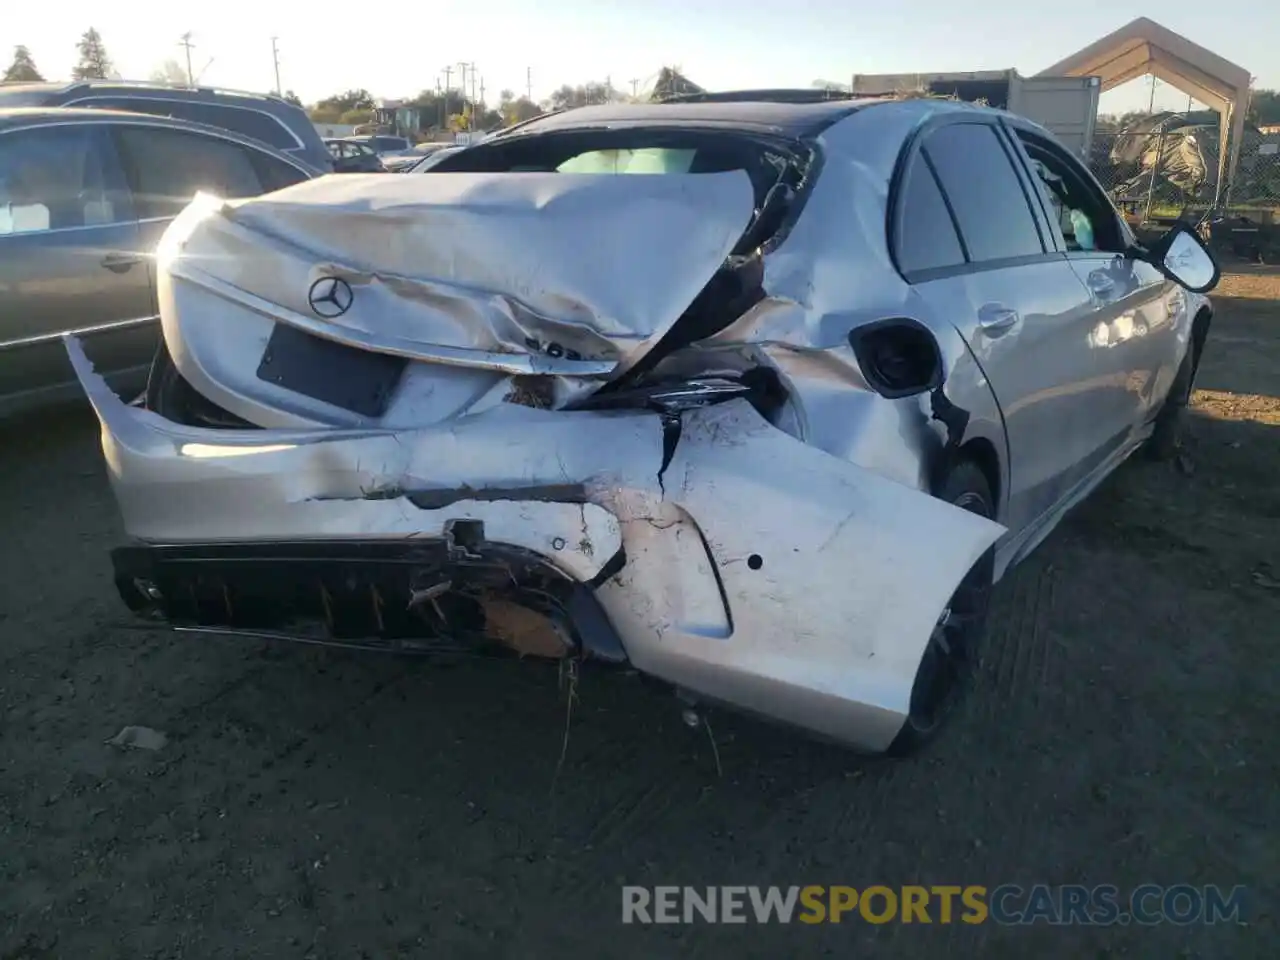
[68,94,1220,755]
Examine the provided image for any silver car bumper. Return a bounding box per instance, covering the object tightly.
[68,336,1003,753]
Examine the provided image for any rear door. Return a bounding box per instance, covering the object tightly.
[896,118,1120,535]
[0,121,153,410]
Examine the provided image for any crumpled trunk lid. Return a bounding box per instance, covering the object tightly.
[166,171,757,378]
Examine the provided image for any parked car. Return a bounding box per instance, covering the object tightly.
[68,93,1219,756]
[399,144,465,172]
[325,138,385,173]
[0,79,334,172]
[382,142,452,172]
[0,107,316,417]
[347,134,413,157]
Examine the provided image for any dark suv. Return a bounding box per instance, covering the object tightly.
[0,80,333,172]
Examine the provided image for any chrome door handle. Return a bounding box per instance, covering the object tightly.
[1087,272,1116,299]
[101,252,143,274]
[977,303,1020,335]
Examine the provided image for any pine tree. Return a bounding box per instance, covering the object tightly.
[3,45,44,82]
[72,28,113,80]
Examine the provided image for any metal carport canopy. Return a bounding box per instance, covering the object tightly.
[1037,16,1252,205]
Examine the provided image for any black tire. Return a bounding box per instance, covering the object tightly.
[886,459,996,757]
[144,339,253,428]
[1145,345,1196,462]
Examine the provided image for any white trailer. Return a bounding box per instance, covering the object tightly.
[849,70,1101,159]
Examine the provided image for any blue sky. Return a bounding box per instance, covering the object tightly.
[6,0,1275,113]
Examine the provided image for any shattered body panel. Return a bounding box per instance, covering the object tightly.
[71,96,1207,751]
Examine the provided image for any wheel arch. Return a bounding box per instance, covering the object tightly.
[955,436,1002,519]
[1191,303,1212,371]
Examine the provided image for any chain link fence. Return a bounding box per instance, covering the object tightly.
[1089,129,1280,261]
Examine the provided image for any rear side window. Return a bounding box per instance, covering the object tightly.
[71,96,299,150]
[896,158,965,274]
[114,126,266,218]
[923,123,1044,263]
[250,151,310,193]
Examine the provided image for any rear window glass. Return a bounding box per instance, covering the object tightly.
[557,148,697,175]
[434,131,802,212]
[69,96,299,150]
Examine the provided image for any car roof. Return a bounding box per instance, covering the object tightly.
[503,96,884,139]
[0,107,324,171]
[0,106,158,129]
[494,93,1029,145]
[0,79,291,108]
[1,105,226,129]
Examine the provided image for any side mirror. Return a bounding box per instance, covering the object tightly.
[1147,221,1220,294]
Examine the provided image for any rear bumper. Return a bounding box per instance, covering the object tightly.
[112,539,627,660]
[68,335,1004,753]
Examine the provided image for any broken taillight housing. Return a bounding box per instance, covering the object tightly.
[575,378,752,413]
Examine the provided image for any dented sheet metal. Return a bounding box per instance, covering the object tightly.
[163,171,756,376]
[68,335,1002,752]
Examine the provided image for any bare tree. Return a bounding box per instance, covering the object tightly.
[149,59,188,87]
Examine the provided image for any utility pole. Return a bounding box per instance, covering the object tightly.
[458,62,476,129]
[630,78,640,99]
[470,64,478,128]
[270,37,282,95]
[179,32,195,87]
[441,65,453,132]
[526,66,532,102]
[457,62,469,128]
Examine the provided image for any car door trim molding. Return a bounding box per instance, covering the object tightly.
[0,315,159,352]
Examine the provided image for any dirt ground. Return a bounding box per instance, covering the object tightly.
[1,273,1277,959]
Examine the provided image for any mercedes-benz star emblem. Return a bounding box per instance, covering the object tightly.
[307,277,354,318]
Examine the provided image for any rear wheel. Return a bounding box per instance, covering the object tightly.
[887,460,995,757]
